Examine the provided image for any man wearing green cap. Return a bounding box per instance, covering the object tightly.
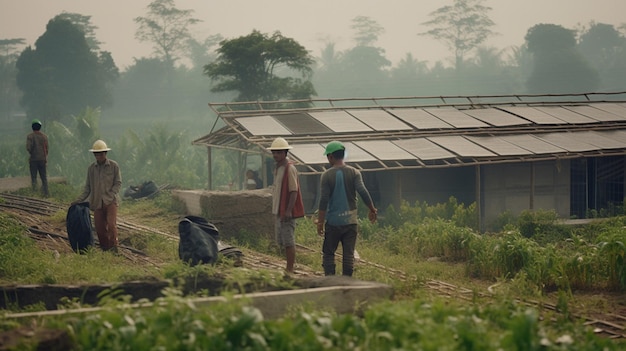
[26,119,49,196]
[317,141,377,277]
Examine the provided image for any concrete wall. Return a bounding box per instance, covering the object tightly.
[172,189,275,241]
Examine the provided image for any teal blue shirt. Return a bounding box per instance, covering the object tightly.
[319,165,374,226]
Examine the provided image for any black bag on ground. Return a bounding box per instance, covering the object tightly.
[219,245,244,267]
[66,202,94,252]
[124,180,159,199]
[178,215,219,266]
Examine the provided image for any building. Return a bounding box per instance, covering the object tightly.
[193,92,626,231]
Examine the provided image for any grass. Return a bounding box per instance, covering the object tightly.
[4,184,626,298]
[2,185,626,349]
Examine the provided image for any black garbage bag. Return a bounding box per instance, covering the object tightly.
[178,215,219,266]
[219,246,244,267]
[66,202,94,253]
[124,181,159,199]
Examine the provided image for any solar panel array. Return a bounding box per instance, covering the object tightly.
[230,103,626,167]
[288,130,626,166]
[236,103,626,136]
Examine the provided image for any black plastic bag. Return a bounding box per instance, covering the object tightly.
[66,202,94,253]
[178,215,219,266]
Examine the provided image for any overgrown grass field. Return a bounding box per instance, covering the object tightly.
[1,184,625,349]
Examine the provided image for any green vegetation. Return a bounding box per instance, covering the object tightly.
[2,185,626,349]
[0,107,237,190]
[19,293,607,350]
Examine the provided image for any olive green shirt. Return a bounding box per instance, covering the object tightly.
[76,159,122,210]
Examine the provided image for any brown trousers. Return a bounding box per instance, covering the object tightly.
[94,202,119,250]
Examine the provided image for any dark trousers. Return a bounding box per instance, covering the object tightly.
[29,160,48,196]
[94,203,119,250]
[322,223,357,276]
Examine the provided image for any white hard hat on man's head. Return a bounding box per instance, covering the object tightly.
[89,139,111,152]
[267,137,293,150]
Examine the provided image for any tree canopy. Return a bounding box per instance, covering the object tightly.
[134,0,201,68]
[0,39,26,119]
[577,22,626,90]
[420,0,495,70]
[351,16,385,47]
[54,12,101,51]
[15,18,117,120]
[525,23,599,93]
[204,30,316,102]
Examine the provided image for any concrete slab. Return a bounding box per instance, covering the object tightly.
[4,279,393,320]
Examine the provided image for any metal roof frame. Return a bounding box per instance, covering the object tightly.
[194,92,626,175]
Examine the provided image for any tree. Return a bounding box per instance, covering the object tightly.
[134,0,200,68]
[351,16,385,47]
[186,35,223,70]
[577,22,626,91]
[0,38,26,120]
[54,12,101,51]
[314,16,391,98]
[525,24,599,93]
[420,0,495,71]
[338,45,391,96]
[15,18,117,120]
[204,30,316,102]
[392,53,428,80]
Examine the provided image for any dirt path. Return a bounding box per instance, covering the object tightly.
[0,176,66,192]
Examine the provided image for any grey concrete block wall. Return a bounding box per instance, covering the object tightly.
[172,189,275,241]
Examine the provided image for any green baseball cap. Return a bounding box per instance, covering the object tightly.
[31,119,42,126]
[324,141,345,155]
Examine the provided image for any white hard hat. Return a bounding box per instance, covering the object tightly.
[89,139,111,152]
[267,137,293,150]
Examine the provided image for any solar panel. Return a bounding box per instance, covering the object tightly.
[337,142,377,162]
[235,116,292,136]
[272,113,334,134]
[534,133,598,152]
[602,130,626,143]
[564,105,626,122]
[288,143,327,164]
[499,134,565,154]
[394,138,456,160]
[534,106,596,124]
[464,108,530,127]
[388,108,454,129]
[346,109,412,131]
[428,136,496,157]
[498,106,564,124]
[424,108,489,128]
[308,111,373,132]
[589,103,626,119]
[573,131,626,149]
[354,140,415,160]
[465,136,531,156]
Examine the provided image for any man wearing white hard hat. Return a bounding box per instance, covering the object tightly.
[72,140,122,251]
[268,137,304,274]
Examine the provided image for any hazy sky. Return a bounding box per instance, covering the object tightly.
[1,0,624,69]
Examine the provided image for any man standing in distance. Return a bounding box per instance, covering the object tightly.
[269,137,304,274]
[26,119,49,197]
[72,140,122,252]
[317,141,377,277]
